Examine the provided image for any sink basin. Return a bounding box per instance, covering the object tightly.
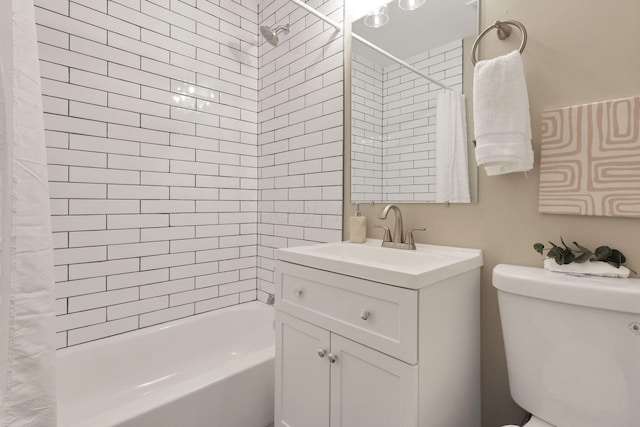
[275,239,483,289]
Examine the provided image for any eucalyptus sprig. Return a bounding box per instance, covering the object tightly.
[533,238,636,273]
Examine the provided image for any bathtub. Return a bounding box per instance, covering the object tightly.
[57,301,275,427]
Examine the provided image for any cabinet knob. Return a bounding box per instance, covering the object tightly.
[317,349,327,358]
[360,310,370,320]
[293,288,303,297]
[327,353,338,364]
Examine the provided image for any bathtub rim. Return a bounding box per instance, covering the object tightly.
[57,300,275,427]
[64,346,275,427]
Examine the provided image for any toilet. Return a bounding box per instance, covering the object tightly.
[493,264,640,427]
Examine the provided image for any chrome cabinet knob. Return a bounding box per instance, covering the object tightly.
[327,353,338,364]
[360,310,370,320]
[317,349,327,358]
[293,288,303,297]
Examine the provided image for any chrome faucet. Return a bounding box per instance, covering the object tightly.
[377,204,425,250]
[378,204,404,244]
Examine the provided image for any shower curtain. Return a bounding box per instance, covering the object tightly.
[435,91,471,203]
[0,1,57,426]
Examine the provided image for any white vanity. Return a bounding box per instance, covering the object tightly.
[274,239,483,427]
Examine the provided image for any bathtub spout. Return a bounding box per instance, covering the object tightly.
[266,293,275,305]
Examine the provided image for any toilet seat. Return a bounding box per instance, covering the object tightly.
[502,415,555,427]
[523,416,554,427]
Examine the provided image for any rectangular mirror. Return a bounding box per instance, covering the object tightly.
[346,0,479,204]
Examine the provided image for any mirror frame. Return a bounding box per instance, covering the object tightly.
[343,0,480,206]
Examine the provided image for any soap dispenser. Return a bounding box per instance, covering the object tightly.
[349,203,367,243]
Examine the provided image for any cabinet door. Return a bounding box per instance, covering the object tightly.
[330,334,418,427]
[275,312,330,427]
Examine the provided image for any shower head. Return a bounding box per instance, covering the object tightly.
[260,24,290,46]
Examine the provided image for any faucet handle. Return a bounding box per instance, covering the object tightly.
[375,225,392,242]
[405,228,426,245]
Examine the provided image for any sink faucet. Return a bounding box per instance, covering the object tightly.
[378,204,404,244]
[377,204,425,250]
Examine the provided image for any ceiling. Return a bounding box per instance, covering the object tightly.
[351,0,478,65]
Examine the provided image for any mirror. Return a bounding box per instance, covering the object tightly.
[347,0,479,203]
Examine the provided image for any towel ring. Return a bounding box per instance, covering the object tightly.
[471,20,528,65]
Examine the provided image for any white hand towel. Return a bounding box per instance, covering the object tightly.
[436,91,470,202]
[473,50,533,176]
[544,258,631,278]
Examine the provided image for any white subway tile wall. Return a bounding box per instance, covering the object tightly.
[350,52,383,202]
[351,40,462,202]
[257,0,344,296]
[39,0,343,348]
[36,0,270,348]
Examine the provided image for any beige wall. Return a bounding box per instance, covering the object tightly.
[344,0,640,425]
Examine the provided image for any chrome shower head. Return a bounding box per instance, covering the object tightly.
[260,24,290,46]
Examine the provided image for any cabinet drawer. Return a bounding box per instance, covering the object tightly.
[275,261,418,364]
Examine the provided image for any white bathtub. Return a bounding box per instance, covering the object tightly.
[57,301,275,427]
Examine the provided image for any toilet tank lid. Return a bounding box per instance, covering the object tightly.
[493,264,640,314]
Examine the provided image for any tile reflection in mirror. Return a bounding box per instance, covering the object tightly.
[347,0,479,204]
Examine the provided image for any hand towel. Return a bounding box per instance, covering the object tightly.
[543,259,631,278]
[473,50,533,176]
[436,91,470,202]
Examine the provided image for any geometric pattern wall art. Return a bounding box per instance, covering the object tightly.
[539,95,640,217]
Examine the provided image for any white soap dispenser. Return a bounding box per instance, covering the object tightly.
[349,203,367,243]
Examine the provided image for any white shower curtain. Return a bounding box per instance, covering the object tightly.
[435,91,471,203]
[0,1,57,426]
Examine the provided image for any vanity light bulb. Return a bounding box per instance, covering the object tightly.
[364,7,389,28]
[398,0,426,11]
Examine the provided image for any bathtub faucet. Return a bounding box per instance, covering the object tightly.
[266,293,275,305]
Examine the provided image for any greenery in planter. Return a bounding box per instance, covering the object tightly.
[533,238,636,273]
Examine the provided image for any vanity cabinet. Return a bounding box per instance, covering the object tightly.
[276,311,418,427]
[275,312,330,427]
[274,258,481,427]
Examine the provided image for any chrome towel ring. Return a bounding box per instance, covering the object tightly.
[471,20,528,65]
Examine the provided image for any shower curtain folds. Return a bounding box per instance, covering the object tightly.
[0,1,58,426]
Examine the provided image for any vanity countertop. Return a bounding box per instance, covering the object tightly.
[275,239,483,289]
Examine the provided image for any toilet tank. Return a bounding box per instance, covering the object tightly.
[493,264,640,427]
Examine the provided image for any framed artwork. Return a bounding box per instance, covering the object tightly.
[539,96,640,217]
